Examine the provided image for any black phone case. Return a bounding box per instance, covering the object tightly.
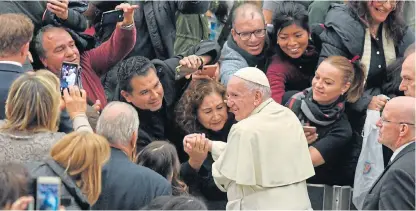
[101,10,124,26]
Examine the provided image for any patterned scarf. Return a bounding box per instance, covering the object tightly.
[286,88,346,126]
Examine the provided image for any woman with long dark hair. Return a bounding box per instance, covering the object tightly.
[266,1,323,104]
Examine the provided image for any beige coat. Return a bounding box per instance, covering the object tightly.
[211,99,315,210]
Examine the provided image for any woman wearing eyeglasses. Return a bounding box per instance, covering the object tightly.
[266,1,323,104]
[320,0,414,182]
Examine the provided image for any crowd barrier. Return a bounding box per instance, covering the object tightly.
[307,184,357,210]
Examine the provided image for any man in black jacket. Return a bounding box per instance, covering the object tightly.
[112,41,220,161]
[0,14,34,119]
[94,101,171,210]
[362,96,415,210]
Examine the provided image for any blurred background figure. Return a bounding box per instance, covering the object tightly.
[137,141,188,196]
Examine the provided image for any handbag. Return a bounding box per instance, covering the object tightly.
[352,109,384,209]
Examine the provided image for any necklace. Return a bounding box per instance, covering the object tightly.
[370,24,380,40]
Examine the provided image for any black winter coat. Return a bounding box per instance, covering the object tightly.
[320,3,414,114]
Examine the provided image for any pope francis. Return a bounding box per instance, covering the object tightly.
[184,67,315,210]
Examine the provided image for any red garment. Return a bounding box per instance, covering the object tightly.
[80,25,136,107]
[266,55,314,104]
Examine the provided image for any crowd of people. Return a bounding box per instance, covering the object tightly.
[0,0,414,210]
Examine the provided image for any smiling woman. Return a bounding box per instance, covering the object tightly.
[266,1,322,104]
[284,55,366,186]
[175,79,235,209]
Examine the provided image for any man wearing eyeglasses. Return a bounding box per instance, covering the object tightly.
[219,3,268,85]
[362,96,415,210]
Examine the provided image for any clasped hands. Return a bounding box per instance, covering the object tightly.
[183,133,212,171]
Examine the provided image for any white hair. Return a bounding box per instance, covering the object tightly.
[96,101,139,146]
[241,79,271,101]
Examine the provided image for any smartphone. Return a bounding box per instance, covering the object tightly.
[36,177,61,211]
[200,64,218,77]
[101,9,124,26]
[175,65,198,80]
[303,126,317,134]
[60,62,79,93]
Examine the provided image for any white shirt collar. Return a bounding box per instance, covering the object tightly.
[0,61,22,67]
[390,141,415,162]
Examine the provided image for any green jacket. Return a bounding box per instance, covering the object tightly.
[174,13,209,55]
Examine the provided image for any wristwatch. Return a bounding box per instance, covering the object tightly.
[121,23,134,30]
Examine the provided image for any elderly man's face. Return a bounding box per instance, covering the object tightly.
[376,105,401,149]
[231,15,266,56]
[226,77,257,121]
[40,28,80,75]
[400,53,415,97]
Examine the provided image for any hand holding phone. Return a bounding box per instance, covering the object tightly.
[36,177,61,211]
[303,126,318,144]
[60,62,79,95]
[47,0,69,20]
[114,3,139,26]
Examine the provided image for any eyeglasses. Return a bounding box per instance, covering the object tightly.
[374,0,397,10]
[234,28,266,41]
[380,116,415,126]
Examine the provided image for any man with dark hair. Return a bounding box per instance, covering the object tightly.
[219,3,269,85]
[115,41,220,161]
[0,13,34,119]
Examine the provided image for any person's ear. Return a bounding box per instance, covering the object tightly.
[20,42,30,58]
[254,91,262,106]
[131,130,137,148]
[121,90,132,102]
[399,124,409,137]
[341,82,351,95]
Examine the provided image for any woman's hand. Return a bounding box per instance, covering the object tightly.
[183,133,210,171]
[62,85,87,119]
[368,96,388,111]
[305,131,318,145]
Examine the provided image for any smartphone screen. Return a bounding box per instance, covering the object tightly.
[36,182,60,210]
[60,62,79,92]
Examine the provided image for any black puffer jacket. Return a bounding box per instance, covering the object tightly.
[26,159,90,210]
[319,3,414,113]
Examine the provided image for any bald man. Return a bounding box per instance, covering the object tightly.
[400,52,415,97]
[362,96,415,210]
[219,3,268,85]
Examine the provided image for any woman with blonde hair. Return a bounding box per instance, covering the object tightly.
[29,131,111,209]
[285,55,366,186]
[0,70,92,163]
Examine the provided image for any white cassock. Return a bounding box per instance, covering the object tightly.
[211,98,315,210]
